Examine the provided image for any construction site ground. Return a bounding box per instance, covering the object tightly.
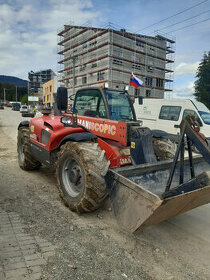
[0,107,210,280]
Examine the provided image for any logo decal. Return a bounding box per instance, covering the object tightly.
[77,119,116,136]
[131,142,135,149]
[30,125,34,132]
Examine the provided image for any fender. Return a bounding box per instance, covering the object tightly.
[18,120,29,130]
[151,129,170,139]
[30,132,97,165]
[59,132,97,147]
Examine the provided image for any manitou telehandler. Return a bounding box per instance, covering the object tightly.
[17,86,210,232]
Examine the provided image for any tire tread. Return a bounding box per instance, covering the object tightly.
[56,141,110,213]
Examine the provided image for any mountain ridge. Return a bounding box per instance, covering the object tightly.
[0,75,28,87]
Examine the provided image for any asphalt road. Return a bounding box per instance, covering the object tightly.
[0,107,210,280]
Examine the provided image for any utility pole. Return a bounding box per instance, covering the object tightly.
[72,56,76,95]
[27,81,30,105]
[3,88,6,104]
[16,86,17,102]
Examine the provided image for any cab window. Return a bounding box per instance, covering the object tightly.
[74,89,107,118]
[159,106,181,121]
[104,90,135,122]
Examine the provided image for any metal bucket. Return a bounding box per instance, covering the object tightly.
[105,157,210,233]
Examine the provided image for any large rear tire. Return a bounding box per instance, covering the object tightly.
[153,137,176,161]
[56,142,110,213]
[17,127,40,170]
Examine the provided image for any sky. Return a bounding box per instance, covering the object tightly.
[0,0,210,99]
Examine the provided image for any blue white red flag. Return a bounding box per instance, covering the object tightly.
[129,72,143,89]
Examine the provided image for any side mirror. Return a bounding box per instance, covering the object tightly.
[70,94,75,101]
[138,96,143,105]
[61,116,72,126]
[57,87,68,111]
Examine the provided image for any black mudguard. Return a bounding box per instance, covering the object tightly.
[59,132,97,147]
[18,121,29,130]
[151,129,169,139]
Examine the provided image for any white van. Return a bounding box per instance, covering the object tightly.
[134,98,210,141]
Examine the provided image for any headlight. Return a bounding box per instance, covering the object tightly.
[61,116,72,125]
[119,148,130,156]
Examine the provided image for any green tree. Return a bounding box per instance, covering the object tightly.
[194,52,210,109]
[21,94,28,104]
[0,82,27,102]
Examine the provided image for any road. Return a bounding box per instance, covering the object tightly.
[0,107,210,280]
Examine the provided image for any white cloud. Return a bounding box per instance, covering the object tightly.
[0,0,101,80]
[174,62,199,77]
[173,81,195,99]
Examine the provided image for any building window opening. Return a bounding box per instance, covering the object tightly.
[97,71,105,81]
[89,41,97,48]
[82,75,87,85]
[136,41,145,48]
[113,49,123,65]
[132,63,141,70]
[156,78,164,88]
[113,58,122,65]
[145,77,153,87]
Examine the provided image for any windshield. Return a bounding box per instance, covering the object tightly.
[198,111,210,125]
[104,90,135,122]
[12,103,20,107]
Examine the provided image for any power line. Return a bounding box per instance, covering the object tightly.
[135,0,209,32]
[156,9,210,31]
[169,17,210,32]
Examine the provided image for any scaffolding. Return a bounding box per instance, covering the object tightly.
[57,23,175,99]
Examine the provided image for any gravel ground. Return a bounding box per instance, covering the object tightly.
[0,108,210,280]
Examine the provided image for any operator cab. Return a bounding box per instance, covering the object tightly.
[73,87,136,122]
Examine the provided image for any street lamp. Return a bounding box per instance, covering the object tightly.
[3,88,6,104]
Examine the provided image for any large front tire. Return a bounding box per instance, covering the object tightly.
[153,137,176,161]
[17,127,40,170]
[56,142,110,213]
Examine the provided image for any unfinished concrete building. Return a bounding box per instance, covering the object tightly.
[28,69,56,103]
[57,24,175,99]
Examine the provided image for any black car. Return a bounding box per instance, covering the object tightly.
[12,103,21,111]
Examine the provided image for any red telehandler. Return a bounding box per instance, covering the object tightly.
[17,87,210,232]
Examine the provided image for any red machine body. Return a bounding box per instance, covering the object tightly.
[29,114,132,169]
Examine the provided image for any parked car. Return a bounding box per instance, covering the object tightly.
[0,102,4,109]
[20,105,28,113]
